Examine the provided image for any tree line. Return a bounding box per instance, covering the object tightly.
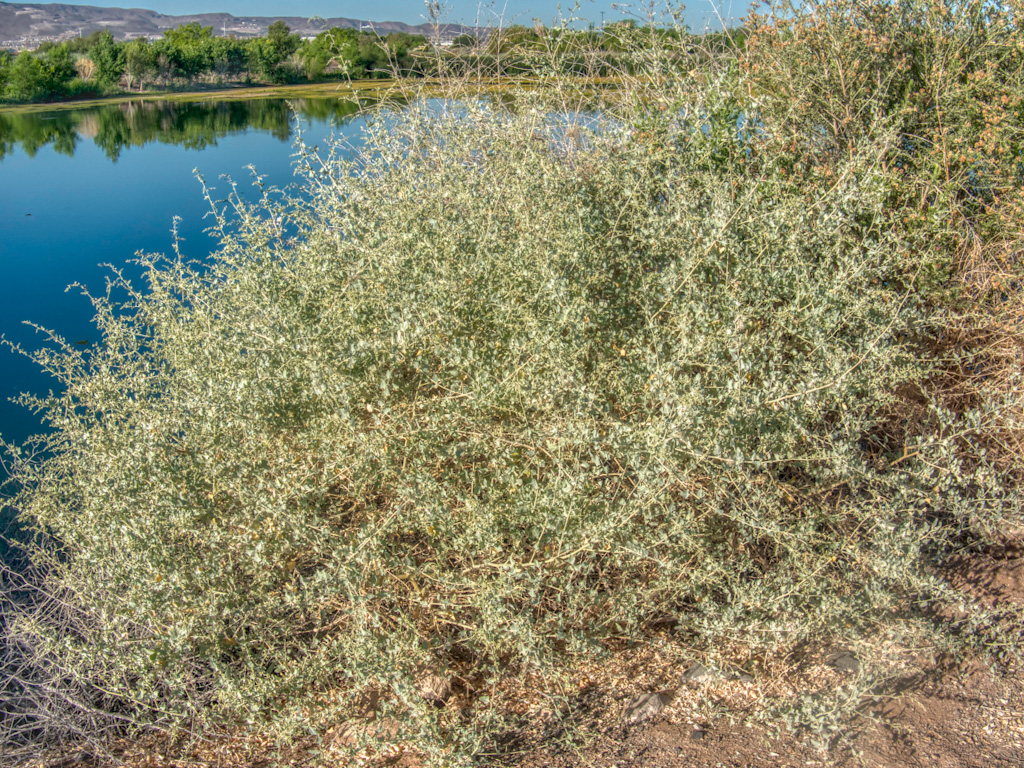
[0,20,741,104]
[0,22,429,104]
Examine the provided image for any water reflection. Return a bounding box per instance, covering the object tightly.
[0,97,367,161]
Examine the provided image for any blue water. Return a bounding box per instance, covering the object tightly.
[0,102,365,457]
[0,100,369,555]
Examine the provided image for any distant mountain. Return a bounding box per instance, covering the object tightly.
[0,2,469,49]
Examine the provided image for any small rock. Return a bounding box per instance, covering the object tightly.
[729,671,755,683]
[623,691,670,724]
[416,670,452,704]
[828,651,861,674]
[691,728,707,741]
[681,662,713,685]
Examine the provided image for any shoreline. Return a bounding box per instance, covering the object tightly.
[0,80,409,114]
[0,75,618,114]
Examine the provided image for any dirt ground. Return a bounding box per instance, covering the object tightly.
[498,544,1024,768]
[495,651,1024,768]
[496,544,1022,768]
[22,545,1024,768]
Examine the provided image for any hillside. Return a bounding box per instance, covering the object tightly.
[0,1,468,49]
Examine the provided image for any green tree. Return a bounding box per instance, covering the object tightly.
[246,36,285,82]
[210,36,248,81]
[353,31,426,78]
[65,29,106,54]
[301,27,359,79]
[88,30,125,87]
[157,22,214,82]
[355,32,390,77]
[123,38,155,92]
[0,50,10,97]
[4,45,75,102]
[5,52,47,101]
[384,32,427,76]
[42,43,75,87]
[267,20,300,61]
[244,21,302,82]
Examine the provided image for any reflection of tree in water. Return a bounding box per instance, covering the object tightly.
[0,111,80,159]
[0,98,363,161]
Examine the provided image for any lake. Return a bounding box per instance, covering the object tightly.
[0,96,373,552]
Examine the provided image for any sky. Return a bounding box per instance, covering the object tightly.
[53,1,741,31]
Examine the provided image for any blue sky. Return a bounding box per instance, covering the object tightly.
[57,1,740,30]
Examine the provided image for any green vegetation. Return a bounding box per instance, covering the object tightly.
[0,17,732,107]
[3,0,1024,764]
[1,43,95,103]
[0,21,431,104]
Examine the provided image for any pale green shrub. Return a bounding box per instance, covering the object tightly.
[3,2,1023,763]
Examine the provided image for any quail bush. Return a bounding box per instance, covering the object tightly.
[3,1,1023,763]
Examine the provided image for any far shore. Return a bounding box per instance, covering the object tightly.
[0,80,411,114]
[0,75,619,114]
